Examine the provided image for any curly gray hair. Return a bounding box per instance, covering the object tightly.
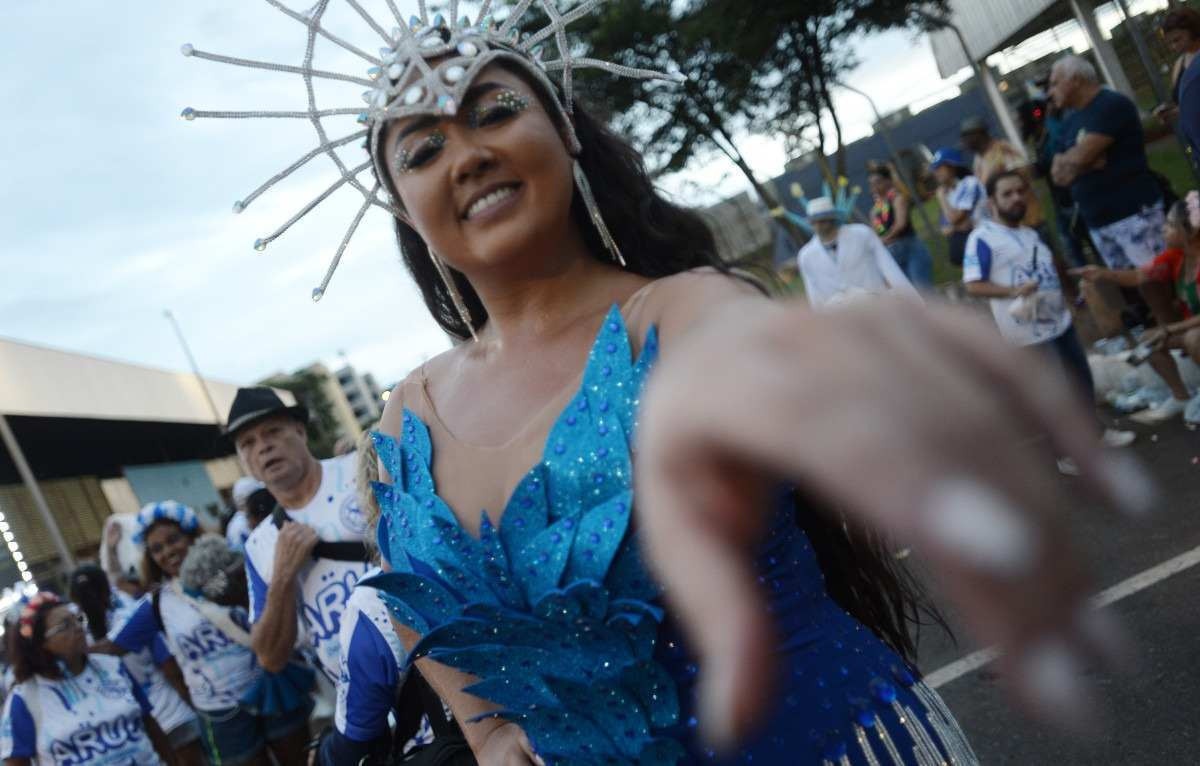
[179,534,246,604]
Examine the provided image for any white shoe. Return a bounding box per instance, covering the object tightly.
[1130,397,1188,424]
[1057,457,1080,476]
[1101,428,1137,448]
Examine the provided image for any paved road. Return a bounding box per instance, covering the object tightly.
[914,416,1200,763]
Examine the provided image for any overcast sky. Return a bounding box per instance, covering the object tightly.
[1,2,960,389]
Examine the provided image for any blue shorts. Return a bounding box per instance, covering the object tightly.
[1088,204,1166,269]
[166,718,202,749]
[196,698,313,766]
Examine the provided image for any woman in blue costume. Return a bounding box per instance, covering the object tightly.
[182,5,1148,763]
[363,65,1141,766]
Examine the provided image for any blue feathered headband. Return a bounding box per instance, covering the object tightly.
[133,501,200,544]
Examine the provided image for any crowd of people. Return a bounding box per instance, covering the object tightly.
[3,4,1187,765]
[0,387,430,766]
[797,29,1200,447]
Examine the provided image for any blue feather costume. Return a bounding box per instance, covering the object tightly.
[365,306,977,766]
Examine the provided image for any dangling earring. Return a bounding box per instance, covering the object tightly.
[428,250,478,342]
[573,160,626,267]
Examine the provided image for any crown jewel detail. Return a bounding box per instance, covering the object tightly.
[180,1,684,301]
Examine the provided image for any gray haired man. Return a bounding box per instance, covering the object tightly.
[1049,55,1191,423]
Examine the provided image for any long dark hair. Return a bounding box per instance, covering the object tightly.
[9,600,67,682]
[795,496,945,662]
[69,563,113,642]
[372,64,939,662]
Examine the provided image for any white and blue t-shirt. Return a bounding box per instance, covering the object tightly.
[963,220,1073,346]
[949,175,988,225]
[110,584,261,712]
[225,511,252,553]
[104,591,196,734]
[335,574,407,742]
[244,453,372,684]
[0,655,160,765]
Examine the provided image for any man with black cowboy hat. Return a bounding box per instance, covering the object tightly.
[225,387,372,688]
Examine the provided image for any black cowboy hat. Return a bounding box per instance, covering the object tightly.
[224,387,308,437]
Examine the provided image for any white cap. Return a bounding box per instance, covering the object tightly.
[806,197,839,221]
[232,476,265,505]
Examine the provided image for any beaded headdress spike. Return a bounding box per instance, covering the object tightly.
[181,0,685,306]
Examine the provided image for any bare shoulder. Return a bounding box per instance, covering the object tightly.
[377,344,461,438]
[634,267,768,345]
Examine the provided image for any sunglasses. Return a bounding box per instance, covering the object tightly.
[44,607,86,639]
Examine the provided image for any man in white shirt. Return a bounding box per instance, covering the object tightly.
[225,388,373,685]
[796,196,920,308]
[963,171,1134,452]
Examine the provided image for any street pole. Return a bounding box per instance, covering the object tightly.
[835,81,945,249]
[1113,0,1169,104]
[164,310,223,426]
[914,10,1024,149]
[0,414,76,575]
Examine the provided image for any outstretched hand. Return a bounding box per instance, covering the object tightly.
[635,297,1154,750]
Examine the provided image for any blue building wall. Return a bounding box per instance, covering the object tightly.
[770,89,995,266]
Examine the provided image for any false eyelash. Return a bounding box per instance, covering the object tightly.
[393,130,446,173]
[468,89,530,128]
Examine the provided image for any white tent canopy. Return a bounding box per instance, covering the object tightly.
[0,336,292,423]
[929,0,1058,78]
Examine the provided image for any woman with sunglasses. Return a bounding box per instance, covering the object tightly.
[71,564,204,766]
[102,502,305,766]
[0,592,172,765]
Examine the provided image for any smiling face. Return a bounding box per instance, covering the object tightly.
[234,414,312,493]
[144,521,192,579]
[381,64,579,275]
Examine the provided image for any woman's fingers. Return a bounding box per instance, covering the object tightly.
[636,298,1141,746]
[637,380,778,747]
[911,301,1157,517]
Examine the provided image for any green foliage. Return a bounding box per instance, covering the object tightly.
[564,0,758,176]
[567,0,947,181]
[1147,140,1198,199]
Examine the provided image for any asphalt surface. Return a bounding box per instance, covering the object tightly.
[912,415,1200,764]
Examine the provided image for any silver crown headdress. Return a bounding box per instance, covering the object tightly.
[181,0,684,335]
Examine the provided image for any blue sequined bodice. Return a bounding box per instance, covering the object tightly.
[367,306,976,766]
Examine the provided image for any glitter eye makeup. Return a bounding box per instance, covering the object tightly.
[393,130,446,174]
[468,90,530,129]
